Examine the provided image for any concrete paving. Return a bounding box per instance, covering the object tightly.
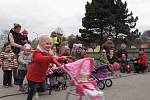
[0,70,150,100]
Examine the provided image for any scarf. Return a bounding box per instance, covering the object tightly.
[37,45,49,53]
[37,45,54,56]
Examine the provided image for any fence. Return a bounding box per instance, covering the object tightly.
[87,48,150,61]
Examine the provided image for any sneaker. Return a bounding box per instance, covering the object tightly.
[3,85,9,88]
[19,86,25,92]
[34,92,39,99]
[14,81,19,85]
[134,71,139,73]
[8,85,14,87]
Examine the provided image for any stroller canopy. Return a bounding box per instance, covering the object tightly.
[64,57,94,78]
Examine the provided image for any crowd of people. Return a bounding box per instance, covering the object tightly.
[0,23,148,100]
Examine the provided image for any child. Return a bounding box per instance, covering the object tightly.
[26,35,62,100]
[74,47,83,60]
[107,49,120,77]
[117,43,128,59]
[99,49,109,64]
[120,54,130,73]
[112,62,121,77]
[0,43,17,87]
[98,49,113,74]
[18,43,32,91]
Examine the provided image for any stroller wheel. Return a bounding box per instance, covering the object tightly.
[97,81,105,90]
[105,79,112,87]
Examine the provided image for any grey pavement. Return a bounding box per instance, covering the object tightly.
[0,70,150,100]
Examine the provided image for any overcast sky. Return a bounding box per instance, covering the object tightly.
[0,0,150,40]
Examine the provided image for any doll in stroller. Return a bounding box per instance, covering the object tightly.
[62,57,105,100]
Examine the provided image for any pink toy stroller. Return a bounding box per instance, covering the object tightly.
[62,57,105,100]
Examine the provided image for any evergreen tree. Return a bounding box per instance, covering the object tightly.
[79,0,138,45]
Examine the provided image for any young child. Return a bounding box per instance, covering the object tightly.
[99,49,109,64]
[112,62,121,77]
[120,54,130,73]
[0,43,17,87]
[117,43,128,59]
[98,49,114,74]
[107,49,120,77]
[26,35,62,100]
[18,43,32,91]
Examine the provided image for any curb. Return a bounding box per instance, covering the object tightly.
[0,92,25,98]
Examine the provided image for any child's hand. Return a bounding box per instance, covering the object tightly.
[107,62,110,64]
[61,56,67,59]
[134,61,137,63]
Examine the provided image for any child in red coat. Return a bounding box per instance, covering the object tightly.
[26,35,62,100]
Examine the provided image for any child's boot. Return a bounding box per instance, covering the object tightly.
[19,85,25,92]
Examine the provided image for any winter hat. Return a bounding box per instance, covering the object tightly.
[121,54,126,58]
[20,29,28,36]
[23,43,31,51]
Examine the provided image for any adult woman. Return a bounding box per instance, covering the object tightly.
[102,36,115,54]
[8,24,28,85]
[133,48,148,73]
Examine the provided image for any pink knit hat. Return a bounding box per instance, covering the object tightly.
[20,29,28,36]
[23,43,31,50]
[121,54,126,58]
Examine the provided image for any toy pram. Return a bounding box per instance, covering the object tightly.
[92,60,112,90]
[46,64,67,95]
[61,57,105,100]
[46,56,73,95]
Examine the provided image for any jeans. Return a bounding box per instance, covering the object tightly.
[27,80,46,100]
[133,63,146,72]
[13,69,19,84]
[3,70,12,86]
[18,70,27,86]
